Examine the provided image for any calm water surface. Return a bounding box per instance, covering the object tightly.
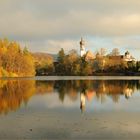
[0,77,140,139]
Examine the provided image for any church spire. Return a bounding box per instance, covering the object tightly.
[80,37,86,57]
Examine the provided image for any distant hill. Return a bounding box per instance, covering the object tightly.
[32,52,58,62]
[47,53,58,62]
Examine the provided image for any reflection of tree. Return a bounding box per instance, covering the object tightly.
[0,79,140,115]
[0,80,55,115]
[54,81,67,102]
[54,80,140,103]
[0,80,35,114]
[54,81,79,102]
[36,81,54,94]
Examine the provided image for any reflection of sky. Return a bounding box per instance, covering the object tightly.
[23,89,140,113]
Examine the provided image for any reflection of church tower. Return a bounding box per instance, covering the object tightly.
[80,92,86,113]
[80,38,86,57]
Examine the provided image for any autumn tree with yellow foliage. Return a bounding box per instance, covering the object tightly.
[0,39,35,77]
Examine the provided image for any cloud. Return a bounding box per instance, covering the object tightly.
[21,39,79,54]
[1,10,140,42]
[1,0,140,40]
[0,0,140,58]
[113,36,140,50]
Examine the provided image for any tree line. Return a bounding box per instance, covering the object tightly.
[0,39,140,77]
[55,49,93,75]
[55,48,140,76]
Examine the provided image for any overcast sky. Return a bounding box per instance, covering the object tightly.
[1,0,140,59]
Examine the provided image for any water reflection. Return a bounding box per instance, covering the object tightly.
[0,80,35,114]
[0,79,140,114]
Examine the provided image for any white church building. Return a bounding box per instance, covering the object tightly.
[79,38,95,61]
[79,38,86,57]
[79,38,135,62]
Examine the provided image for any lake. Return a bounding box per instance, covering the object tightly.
[0,76,140,140]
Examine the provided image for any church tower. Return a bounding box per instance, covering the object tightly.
[80,37,86,57]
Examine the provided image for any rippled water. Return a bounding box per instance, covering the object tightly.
[0,77,140,139]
